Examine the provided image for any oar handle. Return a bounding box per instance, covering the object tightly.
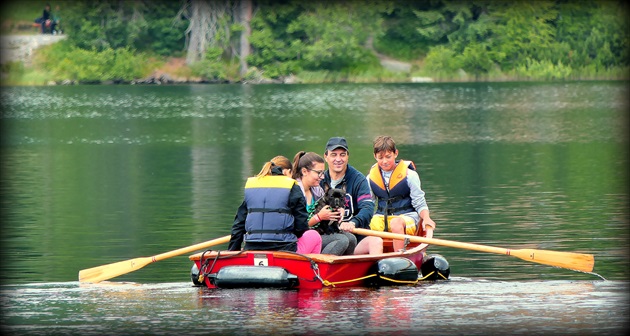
[153,235,231,262]
[354,228,507,254]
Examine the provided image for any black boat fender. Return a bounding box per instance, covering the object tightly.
[208,266,299,289]
[365,257,419,286]
[191,263,204,286]
[420,254,450,280]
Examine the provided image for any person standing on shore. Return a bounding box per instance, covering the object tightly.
[40,4,52,34]
[51,4,62,34]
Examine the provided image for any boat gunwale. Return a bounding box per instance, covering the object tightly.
[188,242,429,264]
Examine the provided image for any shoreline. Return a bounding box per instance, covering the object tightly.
[1,34,628,86]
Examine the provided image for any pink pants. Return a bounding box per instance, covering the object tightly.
[297,230,322,254]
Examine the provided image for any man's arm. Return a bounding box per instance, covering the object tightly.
[349,176,374,229]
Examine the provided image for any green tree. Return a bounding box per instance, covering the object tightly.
[422,45,461,75]
[555,1,628,69]
[376,1,433,60]
[489,1,557,71]
[288,1,390,71]
[61,0,184,55]
[247,0,304,78]
[414,0,476,45]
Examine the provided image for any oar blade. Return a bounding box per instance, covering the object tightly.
[510,249,594,273]
[78,257,153,283]
[353,228,595,273]
[78,235,231,284]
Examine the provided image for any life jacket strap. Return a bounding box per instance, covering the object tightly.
[247,208,291,214]
[247,229,293,234]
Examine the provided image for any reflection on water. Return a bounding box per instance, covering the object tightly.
[1,83,626,145]
[1,82,627,285]
[1,82,628,334]
[1,280,628,335]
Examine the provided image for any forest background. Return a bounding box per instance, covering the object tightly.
[1,0,628,85]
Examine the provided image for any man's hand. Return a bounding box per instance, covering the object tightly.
[339,221,356,232]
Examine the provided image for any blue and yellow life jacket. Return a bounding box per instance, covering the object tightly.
[368,160,416,216]
[243,175,297,243]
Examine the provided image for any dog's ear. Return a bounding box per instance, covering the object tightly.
[338,182,347,194]
[322,181,331,193]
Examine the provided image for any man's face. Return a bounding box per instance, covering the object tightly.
[325,148,348,175]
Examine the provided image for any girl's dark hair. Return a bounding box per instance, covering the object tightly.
[291,151,325,180]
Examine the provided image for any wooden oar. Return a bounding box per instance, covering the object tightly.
[353,228,594,273]
[78,235,231,283]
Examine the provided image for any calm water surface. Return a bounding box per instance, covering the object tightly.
[1,82,628,335]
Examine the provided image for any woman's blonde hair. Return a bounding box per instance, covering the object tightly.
[256,155,292,177]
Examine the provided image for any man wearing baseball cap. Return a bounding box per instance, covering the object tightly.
[321,137,383,255]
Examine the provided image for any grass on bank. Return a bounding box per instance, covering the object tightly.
[2,38,628,86]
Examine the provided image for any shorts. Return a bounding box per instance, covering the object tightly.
[369,214,417,235]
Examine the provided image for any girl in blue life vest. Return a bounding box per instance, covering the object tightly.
[367,136,436,251]
[228,156,322,253]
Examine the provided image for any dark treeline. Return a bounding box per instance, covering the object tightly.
[7,0,630,84]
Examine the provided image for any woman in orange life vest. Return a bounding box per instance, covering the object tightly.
[228,156,322,253]
[367,136,436,251]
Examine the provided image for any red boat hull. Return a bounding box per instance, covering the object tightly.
[189,241,429,289]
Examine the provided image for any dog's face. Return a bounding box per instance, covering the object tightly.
[318,181,346,212]
[312,182,347,235]
[323,188,345,211]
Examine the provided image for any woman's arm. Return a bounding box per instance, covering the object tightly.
[227,200,248,251]
[289,184,310,237]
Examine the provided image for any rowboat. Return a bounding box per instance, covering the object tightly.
[78,222,594,285]
[188,227,450,289]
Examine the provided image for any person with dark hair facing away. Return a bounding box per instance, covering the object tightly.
[367,135,436,252]
[39,4,52,34]
[292,151,354,255]
[321,137,383,255]
[228,156,321,253]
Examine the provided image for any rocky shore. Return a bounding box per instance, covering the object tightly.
[1,34,67,66]
[0,34,292,85]
[1,33,420,85]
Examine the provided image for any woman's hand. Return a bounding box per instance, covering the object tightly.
[318,206,341,222]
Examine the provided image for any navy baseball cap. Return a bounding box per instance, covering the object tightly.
[325,137,349,152]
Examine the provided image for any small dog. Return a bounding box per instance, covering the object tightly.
[312,182,346,235]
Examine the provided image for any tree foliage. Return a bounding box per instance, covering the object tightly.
[20,0,630,83]
[61,0,184,54]
[421,0,628,79]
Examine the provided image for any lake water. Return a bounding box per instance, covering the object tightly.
[1,82,628,335]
